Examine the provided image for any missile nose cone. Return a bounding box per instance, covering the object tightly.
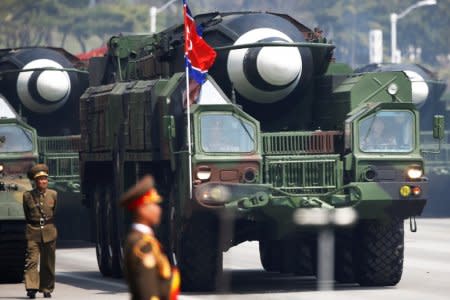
[227,28,307,104]
[404,70,429,107]
[37,70,71,102]
[17,59,71,113]
[257,46,302,86]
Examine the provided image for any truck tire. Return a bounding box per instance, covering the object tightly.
[157,188,176,264]
[259,240,281,272]
[105,184,123,278]
[334,229,356,283]
[0,234,26,283]
[178,216,222,291]
[355,217,404,286]
[94,184,112,276]
[291,237,316,276]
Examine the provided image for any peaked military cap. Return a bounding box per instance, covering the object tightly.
[29,163,49,179]
[120,175,161,211]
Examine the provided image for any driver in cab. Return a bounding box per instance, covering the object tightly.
[202,119,240,152]
[361,118,397,150]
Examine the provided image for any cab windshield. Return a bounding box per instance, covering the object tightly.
[359,110,414,153]
[0,124,33,153]
[200,113,256,153]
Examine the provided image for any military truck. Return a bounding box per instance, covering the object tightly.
[0,47,89,258]
[355,63,450,216]
[0,96,84,283]
[0,97,38,282]
[79,12,443,290]
[0,47,90,282]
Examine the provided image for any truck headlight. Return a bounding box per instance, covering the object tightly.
[200,185,231,204]
[0,164,3,173]
[407,167,423,179]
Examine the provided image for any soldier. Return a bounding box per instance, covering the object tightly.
[23,164,57,299]
[120,175,180,300]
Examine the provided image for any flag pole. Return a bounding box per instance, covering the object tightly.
[183,0,193,200]
[185,68,193,199]
[183,0,216,200]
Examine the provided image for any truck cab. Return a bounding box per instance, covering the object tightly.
[0,94,38,282]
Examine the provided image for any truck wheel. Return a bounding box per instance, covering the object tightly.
[259,240,281,272]
[334,229,356,283]
[157,188,176,264]
[0,237,26,283]
[105,184,123,278]
[355,217,404,286]
[290,237,316,276]
[178,216,222,291]
[94,184,112,276]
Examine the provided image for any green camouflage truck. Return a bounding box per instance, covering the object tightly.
[355,63,449,216]
[0,96,82,283]
[0,47,89,283]
[79,12,443,290]
[0,47,90,241]
[0,97,38,282]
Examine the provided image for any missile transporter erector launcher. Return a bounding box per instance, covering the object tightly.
[355,63,449,216]
[0,98,38,282]
[0,47,90,283]
[79,12,443,290]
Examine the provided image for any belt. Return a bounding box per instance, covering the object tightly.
[28,218,54,227]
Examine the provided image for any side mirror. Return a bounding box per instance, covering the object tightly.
[163,115,176,139]
[433,115,445,140]
[162,115,176,171]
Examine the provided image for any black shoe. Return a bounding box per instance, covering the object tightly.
[26,290,37,299]
[43,292,52,298]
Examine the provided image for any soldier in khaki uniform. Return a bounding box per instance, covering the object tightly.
[23,164,57,299]
[120,175,180,300]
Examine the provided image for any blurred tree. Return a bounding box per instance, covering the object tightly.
[0,0,62,47]
[0,0,448,71]
[0,0,147,52]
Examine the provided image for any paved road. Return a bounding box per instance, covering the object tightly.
[1,218,449,300]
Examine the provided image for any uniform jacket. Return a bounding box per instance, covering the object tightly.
[23,188,58,243]
[124,229,176,300]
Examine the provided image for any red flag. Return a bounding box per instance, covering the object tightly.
[183,0,216,84]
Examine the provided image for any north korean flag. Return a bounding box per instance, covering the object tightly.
[183,0,216,84]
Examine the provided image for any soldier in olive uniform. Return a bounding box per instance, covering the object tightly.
[23,164,57,299]
[120,175,180,300]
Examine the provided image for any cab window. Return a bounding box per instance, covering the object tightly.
[0,125,33,153]
[200,114,256,153]
[359,110,414,152]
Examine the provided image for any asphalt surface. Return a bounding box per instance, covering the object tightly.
[1,218,449,300]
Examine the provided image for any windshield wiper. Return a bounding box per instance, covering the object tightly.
[231,109,255,144]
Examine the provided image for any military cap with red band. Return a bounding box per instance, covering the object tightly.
[120,175,161,211]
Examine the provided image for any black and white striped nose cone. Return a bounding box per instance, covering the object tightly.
[17,59,71,113]
[404,70,429,107]
[227,28,302,104]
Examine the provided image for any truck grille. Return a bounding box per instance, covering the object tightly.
[264,154,340,195]
[38,135,81,181]
[262,131,341,155]
[262,131,341,195]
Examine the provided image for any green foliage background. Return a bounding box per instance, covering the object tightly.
[1,0,449,85]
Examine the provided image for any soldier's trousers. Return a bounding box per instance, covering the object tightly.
[24,239,56,293]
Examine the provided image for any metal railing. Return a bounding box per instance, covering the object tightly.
[38,135,81,153]
[38,135,81,181]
